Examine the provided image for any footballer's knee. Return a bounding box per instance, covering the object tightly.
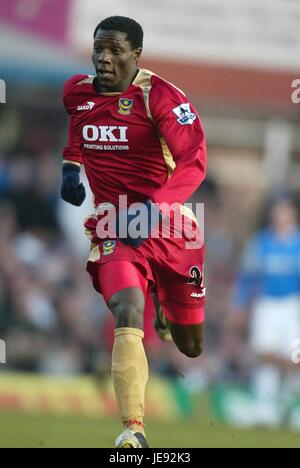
[108,288,145,330]
[112,302,144,329]
[169,322,204,358]
[177,339,203,358]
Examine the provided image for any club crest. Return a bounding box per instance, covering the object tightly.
[118,98,134,115]
[103,240,117,256]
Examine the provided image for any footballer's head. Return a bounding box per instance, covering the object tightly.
[269,193,299,232]
[92,16,143,92]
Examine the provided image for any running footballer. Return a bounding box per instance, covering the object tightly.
[61,16,207,448]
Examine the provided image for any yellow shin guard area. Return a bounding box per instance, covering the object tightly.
[112,328,149,433]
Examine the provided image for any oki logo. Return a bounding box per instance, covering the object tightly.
[83,125,128,142]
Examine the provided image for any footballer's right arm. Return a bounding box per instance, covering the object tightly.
[61,76,86,206]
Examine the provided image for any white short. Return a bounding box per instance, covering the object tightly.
[250,295,300,358]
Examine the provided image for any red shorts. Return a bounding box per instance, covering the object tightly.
[84,212,205,326]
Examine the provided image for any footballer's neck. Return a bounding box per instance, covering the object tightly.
[95,68,139,93]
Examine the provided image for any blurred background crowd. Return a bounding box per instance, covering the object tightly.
[1,0,300,430]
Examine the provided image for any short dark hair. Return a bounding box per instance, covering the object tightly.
[93,16,143,49]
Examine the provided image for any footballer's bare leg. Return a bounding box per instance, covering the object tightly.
[108,287,149,447]
[153,296,204,355]
[109,287,145,330]
[169,322,204,358]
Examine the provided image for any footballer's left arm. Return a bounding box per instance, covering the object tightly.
[149,84,207,207]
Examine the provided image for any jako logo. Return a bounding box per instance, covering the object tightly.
[77,101,95,111]
[190,291,206,298]
[83,125,128,142]
[0,339,6,364]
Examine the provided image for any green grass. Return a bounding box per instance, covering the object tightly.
[0,411,299,448]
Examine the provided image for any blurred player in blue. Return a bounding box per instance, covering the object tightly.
[233,193,300,427]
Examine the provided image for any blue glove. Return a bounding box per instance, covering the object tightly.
[117,200,162,247]
[61,163,86,207]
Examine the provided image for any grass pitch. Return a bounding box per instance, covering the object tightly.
[0,411,299,448]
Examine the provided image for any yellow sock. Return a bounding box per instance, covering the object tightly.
[112,327,149,434]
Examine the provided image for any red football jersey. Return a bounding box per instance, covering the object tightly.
[62,69,206,208]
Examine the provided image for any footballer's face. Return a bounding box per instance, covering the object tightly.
[92,29,142,92]
[270,199,298,232]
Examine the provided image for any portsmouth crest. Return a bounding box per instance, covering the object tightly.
[103,240,116,256]
[173,103,196,125]
[118,98,133,115]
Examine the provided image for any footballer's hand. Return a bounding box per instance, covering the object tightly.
[61,163,86,207]
[117,200,161,248]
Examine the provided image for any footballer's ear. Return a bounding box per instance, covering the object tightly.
[134,48,143,62]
